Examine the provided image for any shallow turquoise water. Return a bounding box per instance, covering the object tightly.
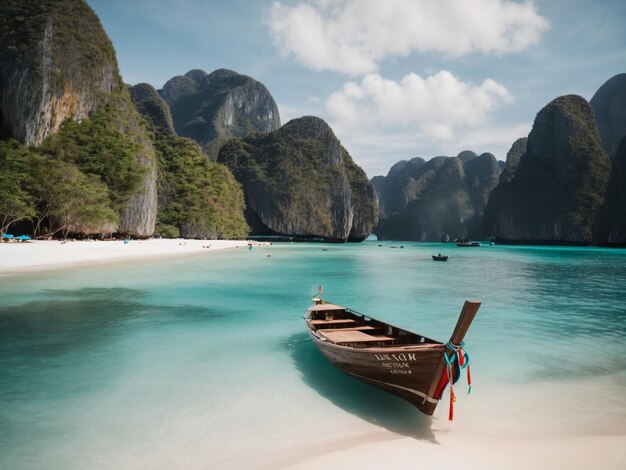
[1,242,625,468]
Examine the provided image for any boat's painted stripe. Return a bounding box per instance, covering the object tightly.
[343,370,439,404]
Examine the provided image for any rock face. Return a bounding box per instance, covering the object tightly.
[372,151,499,241]
[128,83,175,133]
[0,1,119,146]
[115,96,158,237]
[483,95,610,243]
[0,0,157,237]
[590,74,626,159]
[160,69,281,159]
[129,82,248,241]
[456,150,478,163]
[595,136,626,244]
[217,116,377,241]
[499,137,527,184]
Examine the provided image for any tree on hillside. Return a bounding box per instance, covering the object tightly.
[30,157,117,238]
[0,139,36,234]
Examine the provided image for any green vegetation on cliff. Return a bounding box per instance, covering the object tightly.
[0,0,118,92]
[128,83,175,134]
[152,130,248,239]
[40,102,146,212]
[159,69,281,159]
[1,103,248,239]
[220,132,337,234]
[128,82,249,240]
[484,95,610,242]
[218,116,377,241]
[0,140,37,233]
[0,138,118,237]
[0,1,47,66]
[1,0,158,237]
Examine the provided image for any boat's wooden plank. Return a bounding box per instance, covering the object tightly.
[319,329,394,343]
[317,325,376,333]
[310,319,356,325]
[308,304,346,312]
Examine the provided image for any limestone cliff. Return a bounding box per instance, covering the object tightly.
[160,69,281,159]
[0,1,118,146]
[0,0,157,237]
[590,74,626,159]
[483,95,610,243]
[595,136,626,244]
[499,137,527,184]
[465,153,500,213]
[128,83,175,134]
[114,96,158,237]
[372,151,499,241]
[217,116,377,241]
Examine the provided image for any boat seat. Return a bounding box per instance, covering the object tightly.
[319,329,395,344]
[316,325,376,333]
[309,319,356,326]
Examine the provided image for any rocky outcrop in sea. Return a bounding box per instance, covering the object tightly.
[371,151,500,241]
[217,116,377,241]
[483,95,610,243]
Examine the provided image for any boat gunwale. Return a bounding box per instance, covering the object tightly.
[306,328,445,354]
[304,302,444,353]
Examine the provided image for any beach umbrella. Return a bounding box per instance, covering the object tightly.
[16,235,31,241]
[2,234,14,239]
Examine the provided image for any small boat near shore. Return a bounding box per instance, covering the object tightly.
[432,254,448,261]
[304,295,480,418]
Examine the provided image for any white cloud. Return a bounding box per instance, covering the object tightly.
[317,70,528,176]
[325,70,513,141]
[337,122,532,177]
[268,0,550,74]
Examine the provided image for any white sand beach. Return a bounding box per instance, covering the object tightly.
[0,238,250,275]
[282,433,626,470]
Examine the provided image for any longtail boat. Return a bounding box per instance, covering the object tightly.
[304,296,480,419]
[456,240,481,247]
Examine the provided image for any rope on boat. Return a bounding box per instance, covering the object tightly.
[444,340,472,421]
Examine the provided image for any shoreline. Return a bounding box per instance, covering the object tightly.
[0,238,255,276]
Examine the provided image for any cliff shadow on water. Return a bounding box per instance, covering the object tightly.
[283,332,437,442]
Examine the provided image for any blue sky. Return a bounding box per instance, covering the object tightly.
[87,0,626,177]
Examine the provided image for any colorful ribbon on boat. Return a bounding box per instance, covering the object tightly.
[444,340,472,421]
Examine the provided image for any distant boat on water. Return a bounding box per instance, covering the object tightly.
[432,254,448,261]
[304,295,480,418]
[455,239,481,247]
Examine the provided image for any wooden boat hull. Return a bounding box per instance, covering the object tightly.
[304,299,480,416]
[308,332,445,414]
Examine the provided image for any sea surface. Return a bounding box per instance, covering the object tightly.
[1,242,625,468]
